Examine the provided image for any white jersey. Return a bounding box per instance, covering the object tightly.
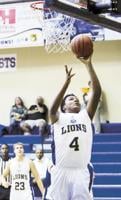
[10,157,33,200]
[33,156,53,179]
[53,109,93,168]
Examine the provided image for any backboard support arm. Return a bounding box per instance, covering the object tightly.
[45,0,121,33]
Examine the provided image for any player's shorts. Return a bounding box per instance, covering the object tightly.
[0,186,10,200]
[46,164,94,200]
[10,190,33,200]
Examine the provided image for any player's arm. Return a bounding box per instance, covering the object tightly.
[47,159,54,173]
[30,160,45,196]
[50,65,75,123]
[1,160,11,188]
[79,56,101,120]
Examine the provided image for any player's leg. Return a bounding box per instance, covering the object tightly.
[71,167,94,200]
[46,167,69,200]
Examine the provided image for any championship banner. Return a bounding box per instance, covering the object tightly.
[0,54,16,72]
[0,2,44,48]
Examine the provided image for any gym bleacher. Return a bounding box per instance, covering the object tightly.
[92,123,121,200]
[1,123,121,199]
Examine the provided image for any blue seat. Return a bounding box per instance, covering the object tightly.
[91,152,121,162]
[93,163,121,173]
[92,142,121,152]
[93,186,121,198]
[94,174,121,185]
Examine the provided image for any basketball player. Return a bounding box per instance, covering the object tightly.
[46,55,101,200]
[2,142,45,200]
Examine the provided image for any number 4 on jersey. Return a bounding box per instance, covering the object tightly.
[69,137,79,151]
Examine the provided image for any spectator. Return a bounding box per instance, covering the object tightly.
[21,96,49,135]
[9,97,28,135]
[32,148,53,200]
[10,97,28,124]
[0,144,11,200]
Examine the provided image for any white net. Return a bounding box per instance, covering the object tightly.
[31,1,75,53]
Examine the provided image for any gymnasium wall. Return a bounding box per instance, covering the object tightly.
[0,39,121,125]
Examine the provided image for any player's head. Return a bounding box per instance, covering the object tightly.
[61,94,81,113]
[0,144,9,157]
[13,142,24,157]
[14,96,24,107]
[35,148,44,160]
[36,96,44,106]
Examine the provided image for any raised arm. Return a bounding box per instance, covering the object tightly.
[50,65,75,123]
[79,56,101,120]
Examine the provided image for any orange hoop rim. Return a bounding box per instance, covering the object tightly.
[30,1,49,11]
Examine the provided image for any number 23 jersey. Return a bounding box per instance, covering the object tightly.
[10,157,32,200]
[52,109,93,168]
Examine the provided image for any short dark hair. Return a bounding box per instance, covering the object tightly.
[60,94,75,113]
[0,143,9,150]
[0,143,9,148]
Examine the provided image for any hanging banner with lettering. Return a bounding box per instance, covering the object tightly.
[0,2,44,48]
[0,54,16,72]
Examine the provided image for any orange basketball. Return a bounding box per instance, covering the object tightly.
[70,34,93,59]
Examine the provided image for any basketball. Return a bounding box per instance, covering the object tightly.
[70,34,93,59]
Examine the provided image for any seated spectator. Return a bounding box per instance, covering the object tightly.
[9,96,28,135]
[21,96,49,135]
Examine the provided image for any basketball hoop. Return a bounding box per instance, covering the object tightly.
[30,1,75,53]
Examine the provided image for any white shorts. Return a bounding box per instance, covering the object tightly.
[10,190,33,200]
[21,119,46,129]
[46,165,94,200]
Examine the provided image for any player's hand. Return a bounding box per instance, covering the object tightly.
[32,178,36,184]
[78,55,93,72]
[78,54,92,65]
[2,181,9,188]
[65,65,75,82]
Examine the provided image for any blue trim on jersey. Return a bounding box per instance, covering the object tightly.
[87,163,94,191]
[31,187,34,200]
[50,125,56,164]
[30,172,34,200]
[91,123,95,136]
[44,187,49,200]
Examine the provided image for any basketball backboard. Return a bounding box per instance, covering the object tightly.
[45,0,121,33]
[0,0,120,52]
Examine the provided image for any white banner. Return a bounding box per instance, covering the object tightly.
[0,54,16,72]
[0,1,44,48]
